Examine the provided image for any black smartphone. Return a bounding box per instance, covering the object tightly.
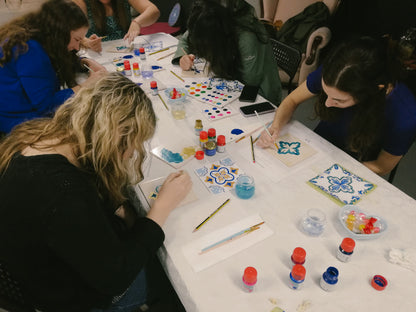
[239,101,277,117]
[239,85,259,102]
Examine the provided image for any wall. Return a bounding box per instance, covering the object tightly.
[0,0,45,26]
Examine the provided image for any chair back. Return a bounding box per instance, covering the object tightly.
[270,38,302,93]
[0,261,36,312]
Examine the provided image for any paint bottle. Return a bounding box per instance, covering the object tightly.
[288,264,306,290]
[194,119,203,136]
[337,237,355,262]
[116,66,124,75]
[242,267,257,292]
[199,131,208,148]
[320,266,339,291]
[291,247,306,265]
[208,128,216,142]
[216,135,226,153]
[150,81,158,96]
[139,47,146,60]
[133,62,140,76]
[204,141,217,156]
[123,60,132,76]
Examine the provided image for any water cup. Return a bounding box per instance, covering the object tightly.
[141,63,153,79]
[235,175,255,199]
[301,208,326,236]
[170,101,186,120]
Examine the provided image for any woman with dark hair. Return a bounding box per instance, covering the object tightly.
[257,36,416,175]
[74,0,160,52]
[0,0,107,134]
[0,72,191,311]
[172,0,282,105]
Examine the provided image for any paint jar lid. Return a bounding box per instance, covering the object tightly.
[139,47,145,53]
[150,81,157,88]
[291,247,306,264]
[200,131,208,140]
[371,275,387,291]
[217,135,226,145]
[322,266,339,284]
[195,150,204,160]
[208,128,216,137]
[341,237,355,252]
[205,141,216,150]
[243,267,257,285]
[291,264,306,281]
[133,62,139,69]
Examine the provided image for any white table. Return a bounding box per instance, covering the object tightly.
[88,34,416,312]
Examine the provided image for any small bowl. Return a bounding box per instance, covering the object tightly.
[338,205,387,240]
[164,87,187,103]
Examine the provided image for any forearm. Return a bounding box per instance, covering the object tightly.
[131,3,160,28]
[362,150,402,176]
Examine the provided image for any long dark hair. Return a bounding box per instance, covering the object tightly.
[187,0,268,80]
[315,36,403,159]
[0,0,88,88]
[90,0,130,35]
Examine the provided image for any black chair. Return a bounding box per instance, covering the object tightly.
[0,261,36,312]
[270,38,302,94]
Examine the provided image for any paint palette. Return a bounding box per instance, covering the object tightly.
[151,145,197,169]
[184,78,243,108]
[202,106,237,121]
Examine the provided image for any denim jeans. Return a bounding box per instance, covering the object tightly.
[91,269,147,312]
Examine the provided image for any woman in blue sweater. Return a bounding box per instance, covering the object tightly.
[0,0,107,134]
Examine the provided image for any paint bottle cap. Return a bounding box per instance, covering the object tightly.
[291,247,306,265]
[341,237,355,252]
[371,275,387,291]
[208,128,216,138]
[150,81,158,88]
[217,135,226,146]
[139,47,145,54]
[195,150,204,160]
[322,266,339,284]
[133,62,139,69]
[200,131,208,140]
[123,60,131,70]
[291,264,306,281]
[243,267,257,285]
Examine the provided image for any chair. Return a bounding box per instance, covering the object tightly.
[0,261,36,312]
[259,0,341,88]
[269,38,302,93]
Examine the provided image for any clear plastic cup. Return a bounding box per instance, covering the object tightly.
[235,175,255,199]
[301,208,326,236]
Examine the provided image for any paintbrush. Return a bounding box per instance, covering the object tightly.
[254,111,279,151]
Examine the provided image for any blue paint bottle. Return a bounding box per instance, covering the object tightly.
[289,264,306,290]
[320,267,339,291]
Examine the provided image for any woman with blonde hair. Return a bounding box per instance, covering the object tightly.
[0,72,191,312]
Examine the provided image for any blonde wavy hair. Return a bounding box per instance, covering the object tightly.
[0,72,156,204]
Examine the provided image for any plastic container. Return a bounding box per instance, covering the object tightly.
[204,141,217,156]
[199,131,208,148]
[320,267,339,291]
[337,237,355,262]
[194,119,203,136]
[242,267,257,292]
[123,60,131,76]
[165,88,187,120]
[133,62,140,76]
[235,175,255,199]
[289,264,306,290]
[216,135,226,152]
[150,81,158,96]
[139,47,146,60]
[208,128,216,142]
[300,208,326,236]
[291,247,306,265]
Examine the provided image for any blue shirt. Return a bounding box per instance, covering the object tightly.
[0,40,74,133]
[307,66,416,158]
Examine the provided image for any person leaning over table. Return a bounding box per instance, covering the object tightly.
[172,0,282,106]
[0,0,107,135]
[0,72,192,312]
[257,36,416,176]
[73,0,160,52]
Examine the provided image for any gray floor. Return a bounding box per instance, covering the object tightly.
[291,92,416,200]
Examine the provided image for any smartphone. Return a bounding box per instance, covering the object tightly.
[239,85,259,102]
[239,101,277,117]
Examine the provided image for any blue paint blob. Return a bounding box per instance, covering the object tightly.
[123,54,134,59]
[161,148,183,163]
[231,128,244,135]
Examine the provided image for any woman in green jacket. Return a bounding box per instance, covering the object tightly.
[172,0,282,105]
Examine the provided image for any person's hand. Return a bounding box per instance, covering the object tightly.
[83,58,106,72]
[83,68,108,87]
[124,20,141,44]
[179,54,195,71]
[85,34,103,53]
[256,126,279,148]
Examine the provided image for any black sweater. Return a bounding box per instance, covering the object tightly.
[0,154,164,311]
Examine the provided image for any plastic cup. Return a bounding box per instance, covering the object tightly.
[235,175,255,199]
[301,208,326,236]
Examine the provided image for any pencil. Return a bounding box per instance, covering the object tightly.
[149,47,169,55]
[157,93,169,111]
[199,221,264,254]
[170,70,185,82]
[193,198,231,233]
[99,36,107,40]
[254,111,279,151]
[83,64,93,72]
[156,51,175,61]
[250,135,255,163]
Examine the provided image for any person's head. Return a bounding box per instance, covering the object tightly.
[90,0,130,35]
[0,0,89,87]
[316,36,402,158]
[0,73,157,204]
[187,0,240,79]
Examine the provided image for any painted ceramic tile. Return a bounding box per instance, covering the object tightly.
[308,164,376,205]
[139,177,198,207]
[195,157,243,194]
[266,133,317,167]
[151,145,197,169]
